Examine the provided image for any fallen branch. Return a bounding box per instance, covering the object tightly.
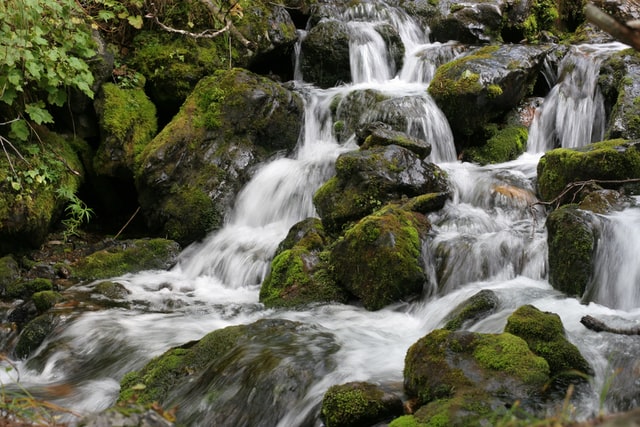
[585,2,640,51]
[532,177,640,210]
[581,315,640,335]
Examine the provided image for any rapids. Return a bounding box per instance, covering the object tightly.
[3,2,639,426]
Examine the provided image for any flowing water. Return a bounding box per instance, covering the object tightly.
[4,2,640,425]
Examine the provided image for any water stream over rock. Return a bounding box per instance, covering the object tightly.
[3,2,639,426]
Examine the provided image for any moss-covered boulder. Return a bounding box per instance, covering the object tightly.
[330,205,430,311]
[321,381,403,427]
[5,278,53,300]
[403,329,550,424]
[260,218,348,308]
[93,81,157,180]
[463,124,528,165]
[546,205,599,298]
[0,130,87,254]
[135,68,303,244]
[505,305,593,380]
[314,145,450,235]
[428,45,549,144]
[602,50,640,141]
[72,238,181,281]
[537,139,640,203]
[361,126,431,159]
[31,291,62,313]
[119,319,338,426]
[127,1,298,119]
[300,19,352,88]
[443,289,500,331]
[14,313,56,359]
[428,0,504,44]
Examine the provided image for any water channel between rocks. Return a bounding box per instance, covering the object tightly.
[4,2,640,426]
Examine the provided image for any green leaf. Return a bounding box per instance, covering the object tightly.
[10,120,29,141]
[11,181,21,191]
[127,15,143,29]
[25,102,54,124]
[97,9,115,21]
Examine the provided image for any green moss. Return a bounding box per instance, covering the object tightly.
[505,305,592,378]
[6,278,53,299]
[389,415,426,427]
[0,255,20,292]
[473,333,550,385]
[465,125,528,165]
[73,238,179,281]
[537,139,640,202]
[163,186,221,243]
[322,384,381,427]
[14,314,54,359]
[487,84,503,98]
[31,290,62,313]
[444,290,499,331]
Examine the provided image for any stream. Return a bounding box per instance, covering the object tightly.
[3,2,640,426]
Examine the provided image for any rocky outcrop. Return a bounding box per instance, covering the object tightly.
[601,50,640,141]
[135,68,303,245]
[428,44,550,144]
[314,144,450,235]
[118,319,338,427]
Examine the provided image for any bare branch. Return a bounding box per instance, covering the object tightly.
[585,2,640,51]
[145,7,231,39]
[532,177,640,210]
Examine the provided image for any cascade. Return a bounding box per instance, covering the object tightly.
[3,1,640,426]
[527,43,628,153]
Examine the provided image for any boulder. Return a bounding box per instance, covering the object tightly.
[259,218,348,308]
[536,139,640,203]
[428,44,549,143]
[429,0,504,44]
[602,50,640,141]
[506,305,593,382]
[135,68,303,244]
[402,329,550,425]
[330,205,430,311]
[546,205,599,298]
[321,382,403,427]
[300,20,352,88]
[118,319,338,427]
[0,130,87,254]
[443,289,500,331]
[313,145,450,234]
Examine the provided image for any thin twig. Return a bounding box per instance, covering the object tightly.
[146,2,231,39]
[532,177,640,210]
[114,206,141,240]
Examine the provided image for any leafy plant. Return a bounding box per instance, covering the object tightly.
[56,186,94,240]
[0,0,96,143]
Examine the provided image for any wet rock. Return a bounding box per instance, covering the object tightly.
[443,289,500,331]
[0,256,21,297]
[505,305,593,381]
[602,50,640,141]
[402,329,550,425]
[72,238,181,281]
[546,205,599,298]
[362,127,432,159]
[31,291,62,313]
[330,205,430,311]
[314,145,450,234]
[321,381,403,427]
[429,0,504,44]
[135,68,303,244]
[537,139,640,203]
[79,405,174,427]
[260,218,348,308]
[118,319,338,427]
[429,44,550,144]
[463,123,528,165]
[5,278,53,300]
[14,313,57,359]
[300,20,351,88]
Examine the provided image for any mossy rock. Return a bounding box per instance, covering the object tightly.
[443,289,499,331]
[119,318,338,426]
[362,127,432,159]
[135,68,303,244]
[463,124,528,165]
[505,305,593,379]
[404,329,549,407]
[604,50,640,141]
[0,255,21,297]
[321,381,403,427]
[300,19,351,88]
[428,44,548,142]
[536,139,640,203]
[32,291,62,313]
[93,280,131,300]
[0,130,87,254]
[275,217,328,255]
[14,313,56,359]
[5,278,53,300]
[73,238,181,281]
[545,205,598,298]
[93,82,158,180]
[313,145,449,235]
[259,247,348,308]
[330,204,430,310]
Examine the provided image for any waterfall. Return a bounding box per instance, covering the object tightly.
[6,2,640,426]
[587,201,640,310]
[527,43,628,153]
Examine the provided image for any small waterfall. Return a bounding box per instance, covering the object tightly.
[527,44,627,153]
[348,22,394,83]
[587,201,640,310]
